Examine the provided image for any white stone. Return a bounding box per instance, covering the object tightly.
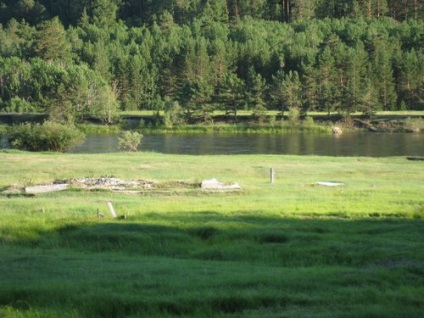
[25,184,69,194]
[201,178,240,190]
[316,181,344,187]
[332,127,343,134]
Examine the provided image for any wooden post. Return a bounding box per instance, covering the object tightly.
[107,201,117,218]
[270,168,275,184]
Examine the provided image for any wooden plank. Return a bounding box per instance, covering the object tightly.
[107,201,118,218]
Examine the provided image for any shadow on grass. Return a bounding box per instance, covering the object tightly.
[4,212,423,267]
[1,213,423,317]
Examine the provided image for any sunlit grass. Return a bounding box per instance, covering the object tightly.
[0,152,423,316]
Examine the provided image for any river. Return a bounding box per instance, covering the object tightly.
[67,133,424,157]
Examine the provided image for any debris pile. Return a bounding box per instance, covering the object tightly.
[2,177,241,195]
[68,177,154,191]
[2,177,155,195]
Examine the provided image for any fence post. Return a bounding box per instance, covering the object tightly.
[270,168,275,184]
[107,201,118,218]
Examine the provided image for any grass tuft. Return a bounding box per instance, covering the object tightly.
[189,226,220,240]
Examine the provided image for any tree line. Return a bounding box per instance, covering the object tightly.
[1,0,423,26]
[0,0,423,124]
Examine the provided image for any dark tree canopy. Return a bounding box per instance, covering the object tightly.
[0,0,423,121]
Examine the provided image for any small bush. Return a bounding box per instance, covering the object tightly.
[303,116,314,127]
[287,107,300,124]
[7,121,85,152]
[267,115,276,126]
[404,117,424,132]
[189,226,219,240]
[0,125,7,137]
[163,101,185,128]
[257,232,289,243]
[5,97,35,113]
[118,130,143,152]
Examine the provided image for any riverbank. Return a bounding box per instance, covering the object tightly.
[1,112,423,135]
[0,152,423,317]
[122,111,424,134]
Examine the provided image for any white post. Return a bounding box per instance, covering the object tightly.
[107,201,118,218]
[270,168,275,184]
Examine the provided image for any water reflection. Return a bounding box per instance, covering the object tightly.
[68,133,424,157]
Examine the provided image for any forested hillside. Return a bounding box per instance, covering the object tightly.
[0,0,423,123]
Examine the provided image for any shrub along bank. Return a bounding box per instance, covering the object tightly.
[6,121,85,152]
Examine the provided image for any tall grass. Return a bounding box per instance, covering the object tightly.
[0,152,423,317]
[142,122,332,134]
[77,123,121,135]
[404,117,424,132]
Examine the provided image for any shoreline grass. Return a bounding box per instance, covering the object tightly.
[0,152,423,317]
[140,123,333,135]
[2,111,424,136]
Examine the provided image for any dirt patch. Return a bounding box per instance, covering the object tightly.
[2,177,156,195]
[2,177,241,195]
[67,177,154,190]
[137,164,153,169]
[348,118,421,133]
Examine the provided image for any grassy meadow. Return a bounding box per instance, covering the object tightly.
[0,151,423,317]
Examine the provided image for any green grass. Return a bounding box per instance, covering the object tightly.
[0,152,423,317]
[120,110,424,118]
[141,122,332,135]
[77,124,121,135]
[109,110,424,134]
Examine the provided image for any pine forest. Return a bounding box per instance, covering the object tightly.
[0,0,423,124]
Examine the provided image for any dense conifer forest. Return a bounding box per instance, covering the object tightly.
[0,0,423,123]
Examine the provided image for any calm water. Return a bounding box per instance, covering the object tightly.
[68,133,424,157]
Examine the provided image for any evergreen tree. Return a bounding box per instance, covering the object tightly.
[12,19,37,59]
[218,72,246,122]
[343,44,370,115]
[269,70,286,115]
[396,49,423,110]
[78,7,91,28]
[281,0,291,22]
[301,62,319,114]
[247,67,267,121]
[238,0,267,18]
[128,54,148,110]
[316,47,337,116]
[0,57,32,111]
[210,39,229,86]
[316,0,349,18]
[32,17,71,62]
[91,0,119,28]
[180,77,214,122]
[372,46,397,110]
[358,78,379,116]
[387,0,424,21]
[12,0,48,24]
[201,0,229,23]
[92,40,112,82]
[281,70,302,115]
[352,0,389,18]
[182,36,212,82]
[270,69,303,115]
[291,0,317,21]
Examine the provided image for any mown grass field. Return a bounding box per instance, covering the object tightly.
[0,151,423,317]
